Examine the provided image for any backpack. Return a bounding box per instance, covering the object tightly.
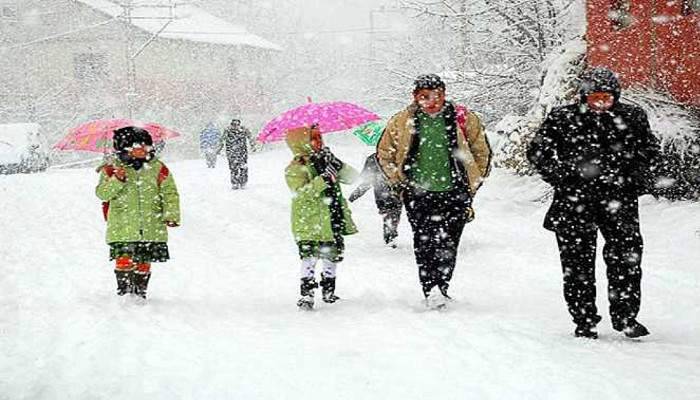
[100,163,170,221]
[455,104,470,142]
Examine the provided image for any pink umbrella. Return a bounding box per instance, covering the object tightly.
[54,118,181,153]
[257,99,381,143]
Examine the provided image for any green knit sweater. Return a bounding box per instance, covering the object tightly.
[411,112,453,192]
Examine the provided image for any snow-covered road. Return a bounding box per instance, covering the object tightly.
[2,136,699,399]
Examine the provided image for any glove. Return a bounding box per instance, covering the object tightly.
[165,221,179,227]
[465,206,475,223]
[320,169,337,183]
[322,147,344,173]
[113,167,127,182]
[311,148,342,183]
[392,180,410,195]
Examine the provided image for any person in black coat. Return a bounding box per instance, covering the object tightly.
[348,153,402,247]
[219,119,253,189]
[527,67,661,339]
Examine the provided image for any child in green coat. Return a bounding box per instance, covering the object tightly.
[96,127,180,299]
[285,125,358,310]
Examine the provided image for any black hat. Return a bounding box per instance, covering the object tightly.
[132,127,153,146]
[113,126,152,151]
[413,74,446,93]
[579,67,621,101]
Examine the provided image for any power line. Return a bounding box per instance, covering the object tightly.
[169,27,409,36]
[0,18,120,52]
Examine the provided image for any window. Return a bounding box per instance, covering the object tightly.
[609,0,633,30]
[73,53,108,80]
[682,0,700,14]
[0,3,18,21]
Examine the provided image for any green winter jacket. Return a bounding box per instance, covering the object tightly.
[96,158,180,244]
[285,127,358,242]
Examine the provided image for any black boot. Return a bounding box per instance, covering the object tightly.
[439,285,453,301]
[320,274,340,303]
[115,270,133,296]
[613,318,650,338]
[132,272,151,299]
[574,324,599,339]
[297,277,317,310]
[574,315,601,339]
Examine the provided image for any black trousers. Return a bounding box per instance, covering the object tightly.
[204,152,217,168]
[403,185,470,297]
[227,149,248,188]
[381,207,401,244]
[554,197,643,327]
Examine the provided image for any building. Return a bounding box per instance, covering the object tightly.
[0,0,280,150]
[587,0,700,109]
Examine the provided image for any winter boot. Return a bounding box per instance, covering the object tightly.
[132,272,151,299]
[574,315,601,339]
[439,285,453,301]
[297,277,317,310]
[114,270,133,296]
[320,274,340,304]
[574,324,599,339]
[613,319,650,338]
[425,286,447,310]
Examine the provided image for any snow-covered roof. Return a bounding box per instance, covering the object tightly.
[75,0,281,51]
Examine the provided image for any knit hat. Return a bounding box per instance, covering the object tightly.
[113,126,152,151]
[579,67,621,101]
[413,74,446,93]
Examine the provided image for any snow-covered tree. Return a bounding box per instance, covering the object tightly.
[397,0,584,122]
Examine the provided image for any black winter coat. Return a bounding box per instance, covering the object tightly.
[222,125,251,162]
[527,102,661,232]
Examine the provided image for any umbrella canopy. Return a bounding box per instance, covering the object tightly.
[54,119,180,153]
[352,121,385,146]
[257,100,380,143]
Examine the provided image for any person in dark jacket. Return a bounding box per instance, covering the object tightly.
[219,119,253,189]
[348,153,402,248]
[527,67,661,339]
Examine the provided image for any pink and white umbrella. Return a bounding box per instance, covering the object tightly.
[54,118,180,153]
[257,99,381,143]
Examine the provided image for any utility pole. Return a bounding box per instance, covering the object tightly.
[369,8,377,61]
[124,0,137,118]
[369,6,403,62]
[120,0,176,118]
[459,0,469,69]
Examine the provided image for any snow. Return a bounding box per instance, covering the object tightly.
[75,0,281,50]
[0,123,42,164]
[537,38,587,118]
[2,135,699,399]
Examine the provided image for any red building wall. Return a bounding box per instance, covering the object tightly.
[587,0,700,108]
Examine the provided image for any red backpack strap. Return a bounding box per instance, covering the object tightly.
[157,163,170,186]
[102,202,110,221]
[456,104,469,142]
[99,165,114,222]
[103,164,115,177]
